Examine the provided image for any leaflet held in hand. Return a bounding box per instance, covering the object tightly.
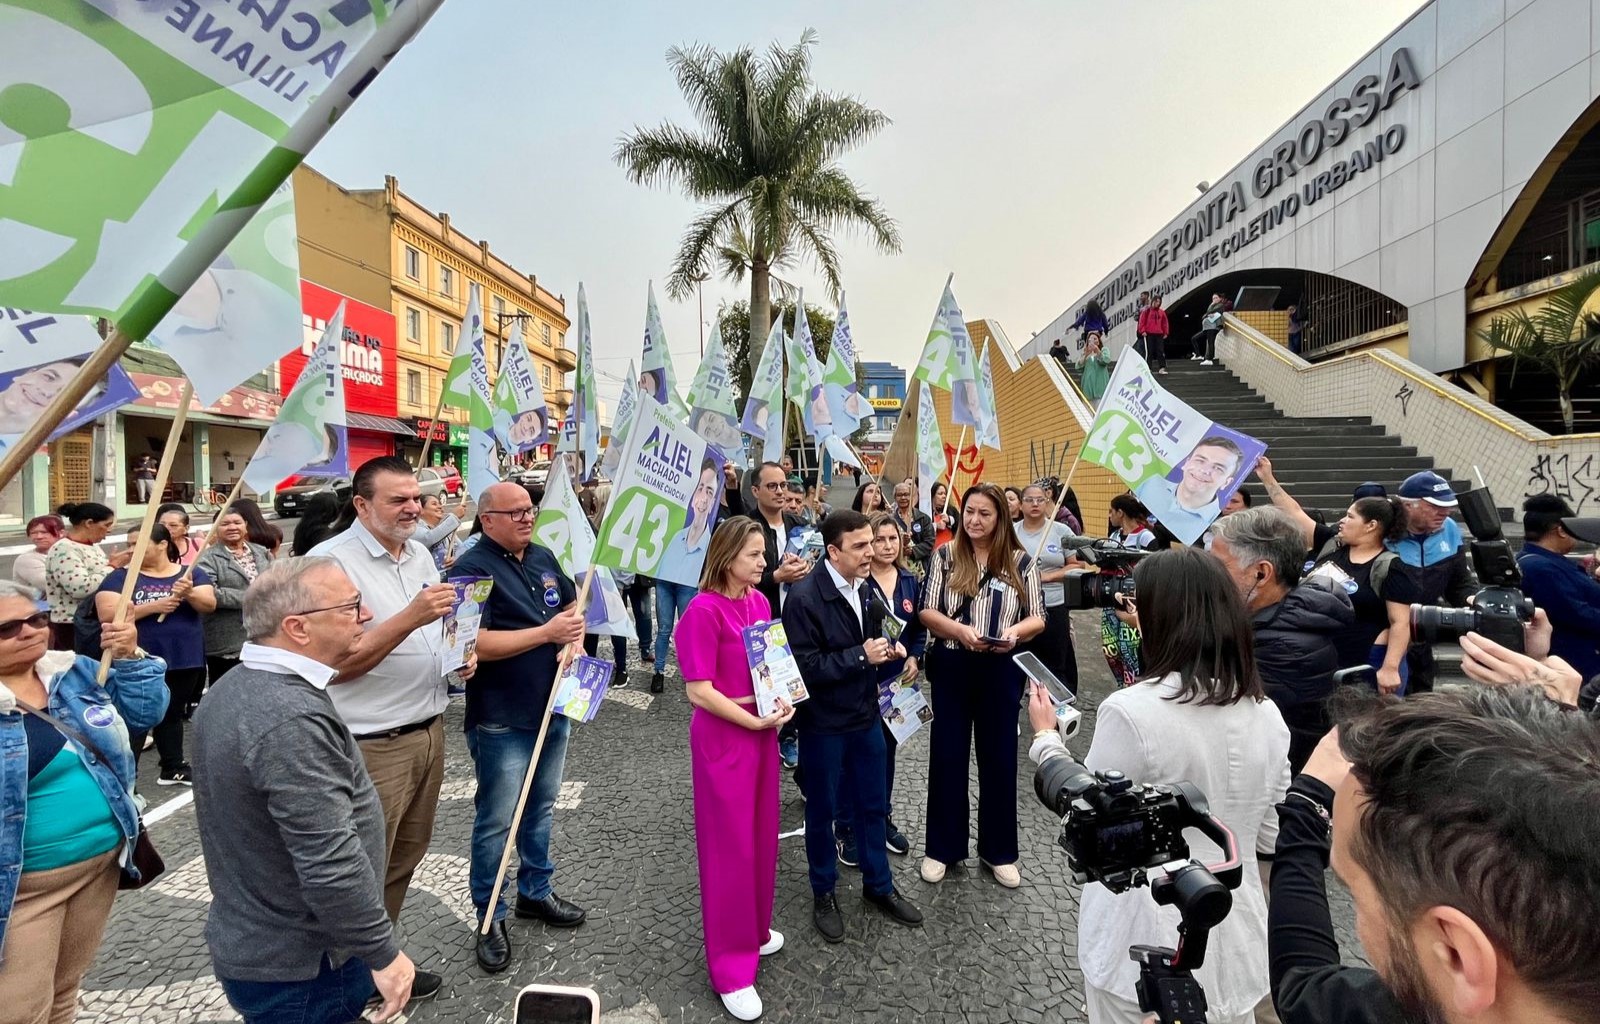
[442,577,494,673]
[879,676,933,743]
[742,620,810,717]
[554,656,615,724]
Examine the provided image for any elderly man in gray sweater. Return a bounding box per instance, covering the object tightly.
[192,557,420,1024]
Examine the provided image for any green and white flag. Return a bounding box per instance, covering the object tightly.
[0,0,446,338]
[593,397,727,588]
[533,464,635,640]
[440,293,483,411]
[976,342,1001,450]
[241,302,347,494]
[785,293,833,441]
[142,178,301,406]
[599,362,639,480]
[639,283,688,417]
[490,320,548,454]
[687,322,744,464]
[916,381,944,517]
[913,279,980,429]
[572,283,602,480]
[466,326,498,502]
[822,292,869,435]
[0,308,103,372]
[740,318,785,465]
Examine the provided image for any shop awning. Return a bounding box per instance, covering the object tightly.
[347,413,416,436]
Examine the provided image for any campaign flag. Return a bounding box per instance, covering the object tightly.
[599,364,640,480]
[593,397,727,588]
[687,322,744,464]
[915,381,944,516]
[822,293,869,436]
[241,302,348,493]
[1084,348,1267,545]
[975,342,1001,450]
[466,326,498,502]
[639,283,688,416]
[572,283,601,479]
[0,0,446,339]
[490,321,548,454]
[440,293,484,410]
[786,293,833,441]
[142,179,301,406]
[555,406,578,455]
[0,308,104,373]
[912,280,980,429]
[741,317,786,465]
[0,346,140,458]
[532,460,635,640]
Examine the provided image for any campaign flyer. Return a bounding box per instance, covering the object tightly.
[553,655,615,724]
[879,675,933,744]
[742,619,809,717]
[441,577,493,673]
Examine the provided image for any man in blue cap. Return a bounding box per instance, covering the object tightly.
[1517,494,1600,703]
[1388,471,1476,692]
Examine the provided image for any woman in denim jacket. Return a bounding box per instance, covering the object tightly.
[0,580,167,1022]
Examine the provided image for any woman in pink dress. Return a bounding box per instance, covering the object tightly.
[674,516,796,1021]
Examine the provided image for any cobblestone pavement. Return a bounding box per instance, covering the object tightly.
[81,612,1366,1023]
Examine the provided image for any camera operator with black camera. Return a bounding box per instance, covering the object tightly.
[1268,678,1600,1024]
[1388,472,1477,692]
[1028,548,1290,1024]
[1515,494,1600,705]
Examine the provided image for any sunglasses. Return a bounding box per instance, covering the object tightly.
[0,612,50,639]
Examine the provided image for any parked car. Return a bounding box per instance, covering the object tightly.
[415,467,448,501]
[436,463,463,496]
[273,469,444,517]
[519,460,551,489]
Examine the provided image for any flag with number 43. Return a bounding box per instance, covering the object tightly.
[592,396,727,588]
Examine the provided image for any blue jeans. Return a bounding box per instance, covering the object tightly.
[627,579,654,655]
[467,715,571,923]
[219,954,375,1024]
[799,725,892,897]
[654,581,697,666]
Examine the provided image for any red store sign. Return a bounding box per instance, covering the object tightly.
[130,373,281,422]
[280,281,399,418]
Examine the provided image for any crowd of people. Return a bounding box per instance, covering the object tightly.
[0,446,1597,1024]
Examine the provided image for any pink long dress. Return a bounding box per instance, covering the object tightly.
[674,588,779,996]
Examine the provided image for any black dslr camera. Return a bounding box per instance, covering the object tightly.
[1059,541,1151,611]
[1035,757,1242,1024]
[1410,485,1534,652]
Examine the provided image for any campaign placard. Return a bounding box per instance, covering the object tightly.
[742,620,809,718]
[553,655,615,724]
[441,577,494,674]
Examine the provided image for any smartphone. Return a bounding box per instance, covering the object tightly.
[1332,665,1380,690]
[514,984,600,1024]
[1013,651,1076,706]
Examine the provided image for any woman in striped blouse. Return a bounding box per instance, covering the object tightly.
[917,482,1044,889]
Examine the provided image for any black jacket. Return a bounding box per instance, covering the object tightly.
[892,507,936,565]
[1269,776,1403,1023]
[755,511,807,612]
[780,560,885,735]
[1252,577,1354,773]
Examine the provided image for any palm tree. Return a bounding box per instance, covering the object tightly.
[616,29,900,392]
[1479,269,1600,433]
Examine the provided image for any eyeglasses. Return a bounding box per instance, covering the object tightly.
[759,482,786,492]
[1021,496,1049,505]
[0,612,49,639]
[292,594,364,618]
[480,507,535,522]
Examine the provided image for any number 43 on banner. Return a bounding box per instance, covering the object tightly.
[598,488,671,572]
[1081,410,1163,487]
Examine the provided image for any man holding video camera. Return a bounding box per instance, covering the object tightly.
[1388,472,1476,692]
[1516,494,1600,698]
[1270,672,1600,1024]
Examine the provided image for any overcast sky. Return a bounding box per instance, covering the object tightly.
[308,0,1422,412]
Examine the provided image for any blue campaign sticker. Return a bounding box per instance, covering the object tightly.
[83,704,116,729]
[1046,543,1060,554]
[912,523,922,534]
[1341,579,1359,595]
[544,588,561,607]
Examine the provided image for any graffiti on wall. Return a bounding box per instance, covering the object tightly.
[1526,452,1598,512]
[944,442,984,493]
[1029,439,1074,484]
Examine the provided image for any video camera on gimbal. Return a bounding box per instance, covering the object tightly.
[1034,756,1242,1024]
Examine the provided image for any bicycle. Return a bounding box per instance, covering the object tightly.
[192,487,228,515]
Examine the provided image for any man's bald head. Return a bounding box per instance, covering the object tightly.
[477,482,536,551]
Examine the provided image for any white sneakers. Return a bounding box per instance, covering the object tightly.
[983,860,1022,888]
[720,987,763,1021]
[1199,359,1214,366]
[758,929,784,956]
[919,857,947,883]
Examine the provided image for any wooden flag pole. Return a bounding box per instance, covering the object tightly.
[97,380,195,683]
[479,565,596,935]
[156,472,249,622]
[0,327,137,492]
[942,424,969,521]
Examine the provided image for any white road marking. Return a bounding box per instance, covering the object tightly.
[603,688,654,710]
[143,789,194,826]
[441,778,586,809]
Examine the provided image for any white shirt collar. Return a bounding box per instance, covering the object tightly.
[824,559,858,593]
[349,518,422,565]
[239,642,338,690]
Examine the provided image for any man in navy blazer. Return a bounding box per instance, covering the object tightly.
[780,509,924,941]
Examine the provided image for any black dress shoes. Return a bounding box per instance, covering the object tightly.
[475,920,511,973]
[865,887,924,926]
[515,892,587,927]
[813,892,845,943]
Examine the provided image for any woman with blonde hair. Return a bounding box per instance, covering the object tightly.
[672,516,795,1021]
[917,482,1044,888]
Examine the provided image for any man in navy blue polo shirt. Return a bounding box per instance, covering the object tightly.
[1517,495,1600,697]
[449,482,586,974]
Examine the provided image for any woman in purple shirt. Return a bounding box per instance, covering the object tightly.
[674,517,796,1022]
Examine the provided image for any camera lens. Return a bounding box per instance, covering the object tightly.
[1409,603,1479,643]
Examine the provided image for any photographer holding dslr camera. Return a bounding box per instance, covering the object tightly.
[1028,548,1290,1024]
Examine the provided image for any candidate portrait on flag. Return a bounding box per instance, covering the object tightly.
[1133,427,1261,543]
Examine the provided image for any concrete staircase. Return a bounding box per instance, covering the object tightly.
[1152,357,1485,522]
